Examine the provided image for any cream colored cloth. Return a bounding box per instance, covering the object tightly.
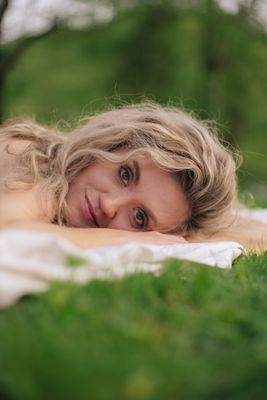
[3,208,266,308]
[0,228,243,308]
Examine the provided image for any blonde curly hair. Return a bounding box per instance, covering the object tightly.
[0,102,239,234]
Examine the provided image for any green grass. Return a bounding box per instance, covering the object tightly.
[1,254,267,400]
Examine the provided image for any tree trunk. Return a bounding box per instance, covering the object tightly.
[0,22,59,122]
[0,72,5,123]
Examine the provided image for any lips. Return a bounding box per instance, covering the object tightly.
[83,193,98,227]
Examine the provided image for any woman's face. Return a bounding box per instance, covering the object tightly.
[65,156,189,233]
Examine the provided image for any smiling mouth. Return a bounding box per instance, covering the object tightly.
[84,193,98,227]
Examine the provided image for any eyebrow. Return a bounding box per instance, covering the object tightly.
[132,160,158,227]
[132,160,141,185]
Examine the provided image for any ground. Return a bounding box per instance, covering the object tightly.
[1,253,267,400]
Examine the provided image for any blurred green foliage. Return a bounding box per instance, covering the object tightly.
[2,254,267,400]
[3,0,267,196]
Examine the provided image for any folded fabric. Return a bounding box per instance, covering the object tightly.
[0,228,243,308]
[2,208,266,308]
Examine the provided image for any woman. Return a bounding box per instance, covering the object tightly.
[0,102,265,251]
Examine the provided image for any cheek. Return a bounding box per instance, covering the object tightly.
[68,177,85,198]
[108,209,133,230]
[68,164,116,200]
[83,163,114,186]
[66,170,90,203]
[70,166,99,191]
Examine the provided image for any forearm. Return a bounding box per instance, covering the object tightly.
[0,220,187,248]
[1,220,133,249]
[189,216,267,254]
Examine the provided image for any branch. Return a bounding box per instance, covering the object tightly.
[0,0,8,22]
[0,0,9,39]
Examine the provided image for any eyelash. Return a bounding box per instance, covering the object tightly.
[133,207,147,229]
[118,165,148,230]
[119,165,132,186]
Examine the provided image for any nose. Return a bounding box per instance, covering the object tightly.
[99,192,130,220]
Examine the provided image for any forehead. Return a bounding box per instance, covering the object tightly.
[135,158,189,232]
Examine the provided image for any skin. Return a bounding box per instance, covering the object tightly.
[0,139,189,248]
[65,157,190,233]
[1,138,266,252]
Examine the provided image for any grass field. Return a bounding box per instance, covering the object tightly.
[2,9,267,398]
[1,253,267,400]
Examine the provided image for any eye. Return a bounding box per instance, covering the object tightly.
[133,208,148,229]
[119,165,132,186]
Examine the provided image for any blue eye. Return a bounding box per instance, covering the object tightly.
[133,208,147,229]
[119,165,131,186]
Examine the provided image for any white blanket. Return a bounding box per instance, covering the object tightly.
[1,208,266,308]
[0,229,243,308]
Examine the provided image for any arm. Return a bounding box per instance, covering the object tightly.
[0,220,187,249]
[188,216,267,254]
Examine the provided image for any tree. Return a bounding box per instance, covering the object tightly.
[0,0,122,121]
[0,1,65,121]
